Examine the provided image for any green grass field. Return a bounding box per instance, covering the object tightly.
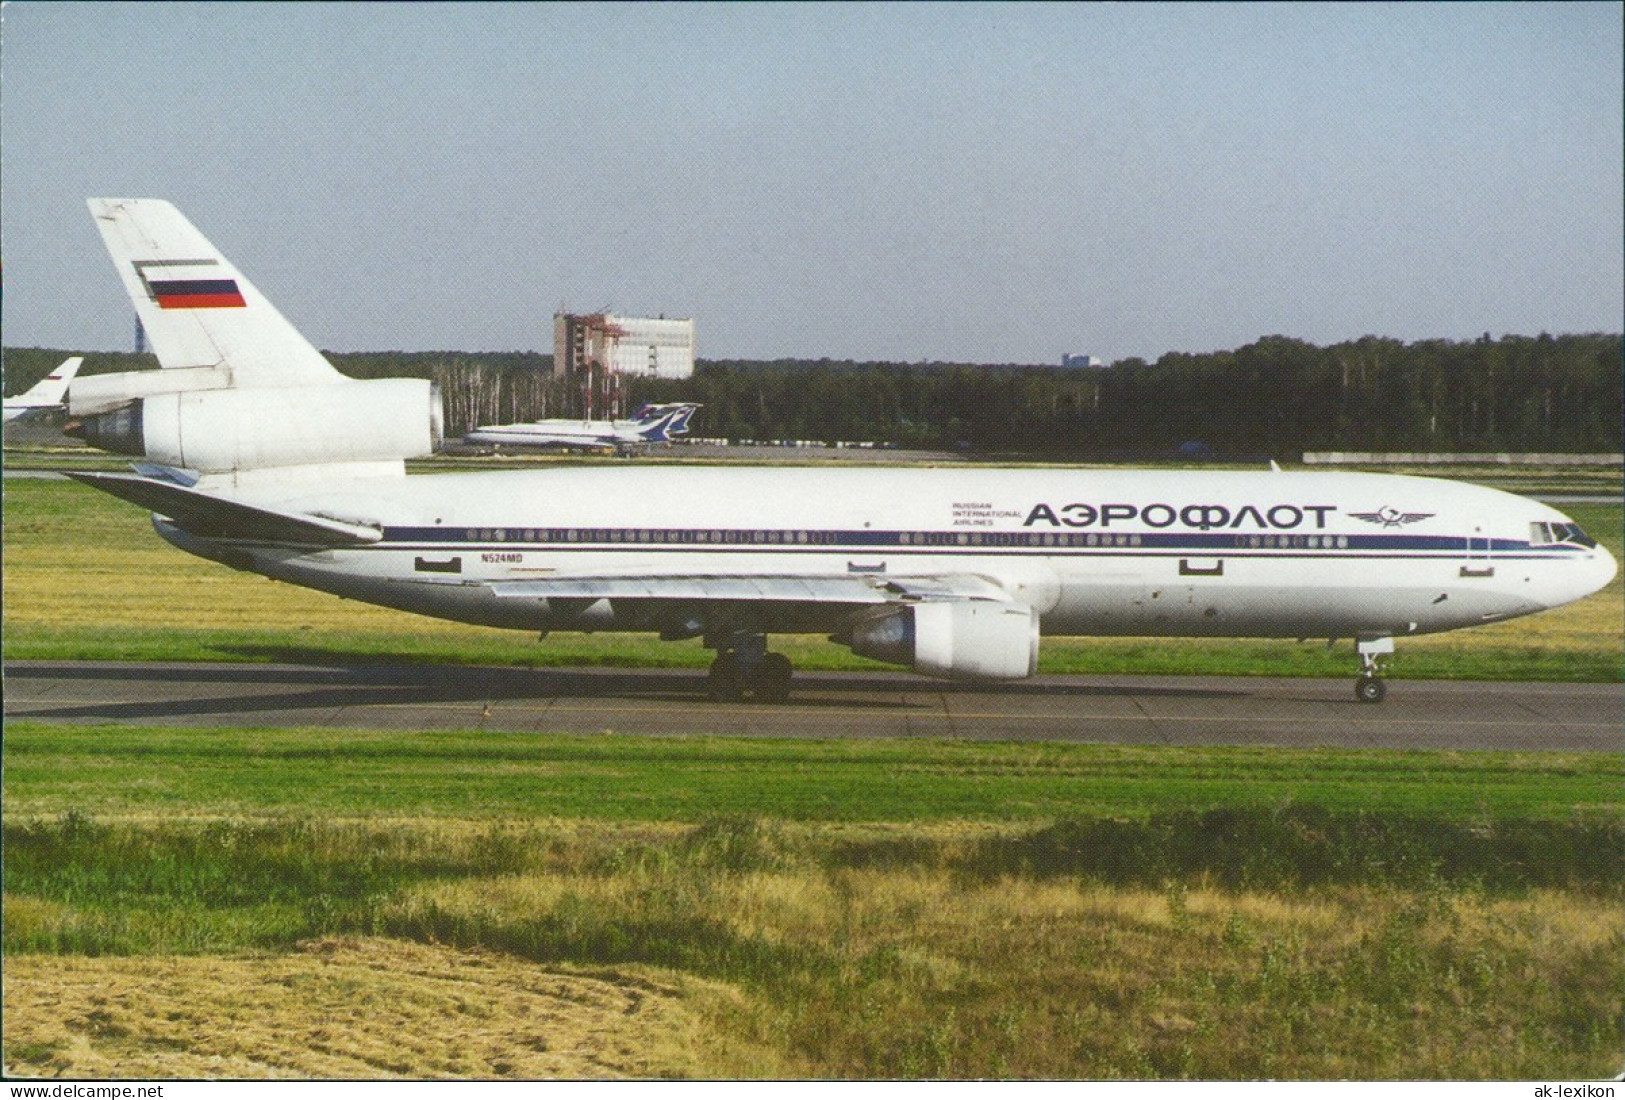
[2,476,1620,680]
[4,723,1620,823]
[4,724,1623,1079]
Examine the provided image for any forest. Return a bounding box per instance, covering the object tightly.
[5,332,1620,459]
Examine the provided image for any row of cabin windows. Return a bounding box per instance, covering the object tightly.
[467,528,834,545]
[459,528,1358,550]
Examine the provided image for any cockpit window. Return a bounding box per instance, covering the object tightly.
[1563,524,1599,548]
[1530,521,1598,548]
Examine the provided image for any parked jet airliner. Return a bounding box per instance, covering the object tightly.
[63,200,1615,702]
[4,357,83,423]
[465,402,701,453]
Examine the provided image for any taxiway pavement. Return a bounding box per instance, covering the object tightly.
[4,661,1619,752]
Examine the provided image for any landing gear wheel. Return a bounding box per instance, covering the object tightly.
[1354,637,1394,705]
[708,653,745,702]
[752,653,793,703]
[1355,675,1386,704]
[706,641,794,702]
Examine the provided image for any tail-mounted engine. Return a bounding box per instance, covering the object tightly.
[849,601,1040,680]
[66,377,442,474]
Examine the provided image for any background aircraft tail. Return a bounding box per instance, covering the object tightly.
[7,354,83,406]
[666,404,699,436]
[3,356,83,424]
[632,403,700,442]
[636,409,684,442]
[16,357,83,405]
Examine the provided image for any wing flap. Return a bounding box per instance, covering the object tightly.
[490,573,1011,604]
[492,575,891,603]
[66,471,381,545]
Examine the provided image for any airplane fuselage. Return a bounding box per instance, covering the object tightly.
[464,421,636,449]
[160,466,1614,646]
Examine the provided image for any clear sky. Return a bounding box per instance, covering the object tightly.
[3,1,1620,364]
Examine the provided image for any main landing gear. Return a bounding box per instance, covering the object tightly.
[1354,636,1394,704]
[707,632,793,702]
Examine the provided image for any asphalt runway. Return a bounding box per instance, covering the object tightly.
[4,660,1620,752]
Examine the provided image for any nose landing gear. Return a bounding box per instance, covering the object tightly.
[1355,674,1386,704]
[1355,636,1394,703]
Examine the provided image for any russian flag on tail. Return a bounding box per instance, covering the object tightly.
[148,277,246,309]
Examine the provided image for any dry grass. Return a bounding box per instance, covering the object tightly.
[383,865,1623,1079]
[2,937,766,1079]
[5,811,1620,1079]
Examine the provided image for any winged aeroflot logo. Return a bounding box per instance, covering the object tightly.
[1349,506,1435,528]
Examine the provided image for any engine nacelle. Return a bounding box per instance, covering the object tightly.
[68,365,236,417]
[67,378,442,473]
[849,601,1040,681]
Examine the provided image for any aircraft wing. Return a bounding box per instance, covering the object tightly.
[490,572,1013,605]
[66,472,382,545]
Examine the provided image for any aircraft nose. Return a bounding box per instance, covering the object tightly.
[1590,543,1619,595]
[1554,543,1619,608]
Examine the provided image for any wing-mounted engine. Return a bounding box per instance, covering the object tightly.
[848,601,1040,681]
[67,378,442,474]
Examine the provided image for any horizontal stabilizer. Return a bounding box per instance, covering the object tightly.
[66,471,381,545]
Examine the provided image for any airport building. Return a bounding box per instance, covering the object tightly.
[553,313,696,380]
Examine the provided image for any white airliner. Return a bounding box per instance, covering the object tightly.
[465,403,701,453]
[4,357,83,423]
[63,199,1616,703]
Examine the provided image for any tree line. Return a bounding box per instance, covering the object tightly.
[5,332,1619,458]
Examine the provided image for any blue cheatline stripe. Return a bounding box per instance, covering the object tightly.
[376,526,1571,556]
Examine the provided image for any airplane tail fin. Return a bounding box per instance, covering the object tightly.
[87,198,341,388]
[636,408,685,442]
[68,199,441,479]
[22,357,83,404]
[632,403,699,442]
[667,404,699,437]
